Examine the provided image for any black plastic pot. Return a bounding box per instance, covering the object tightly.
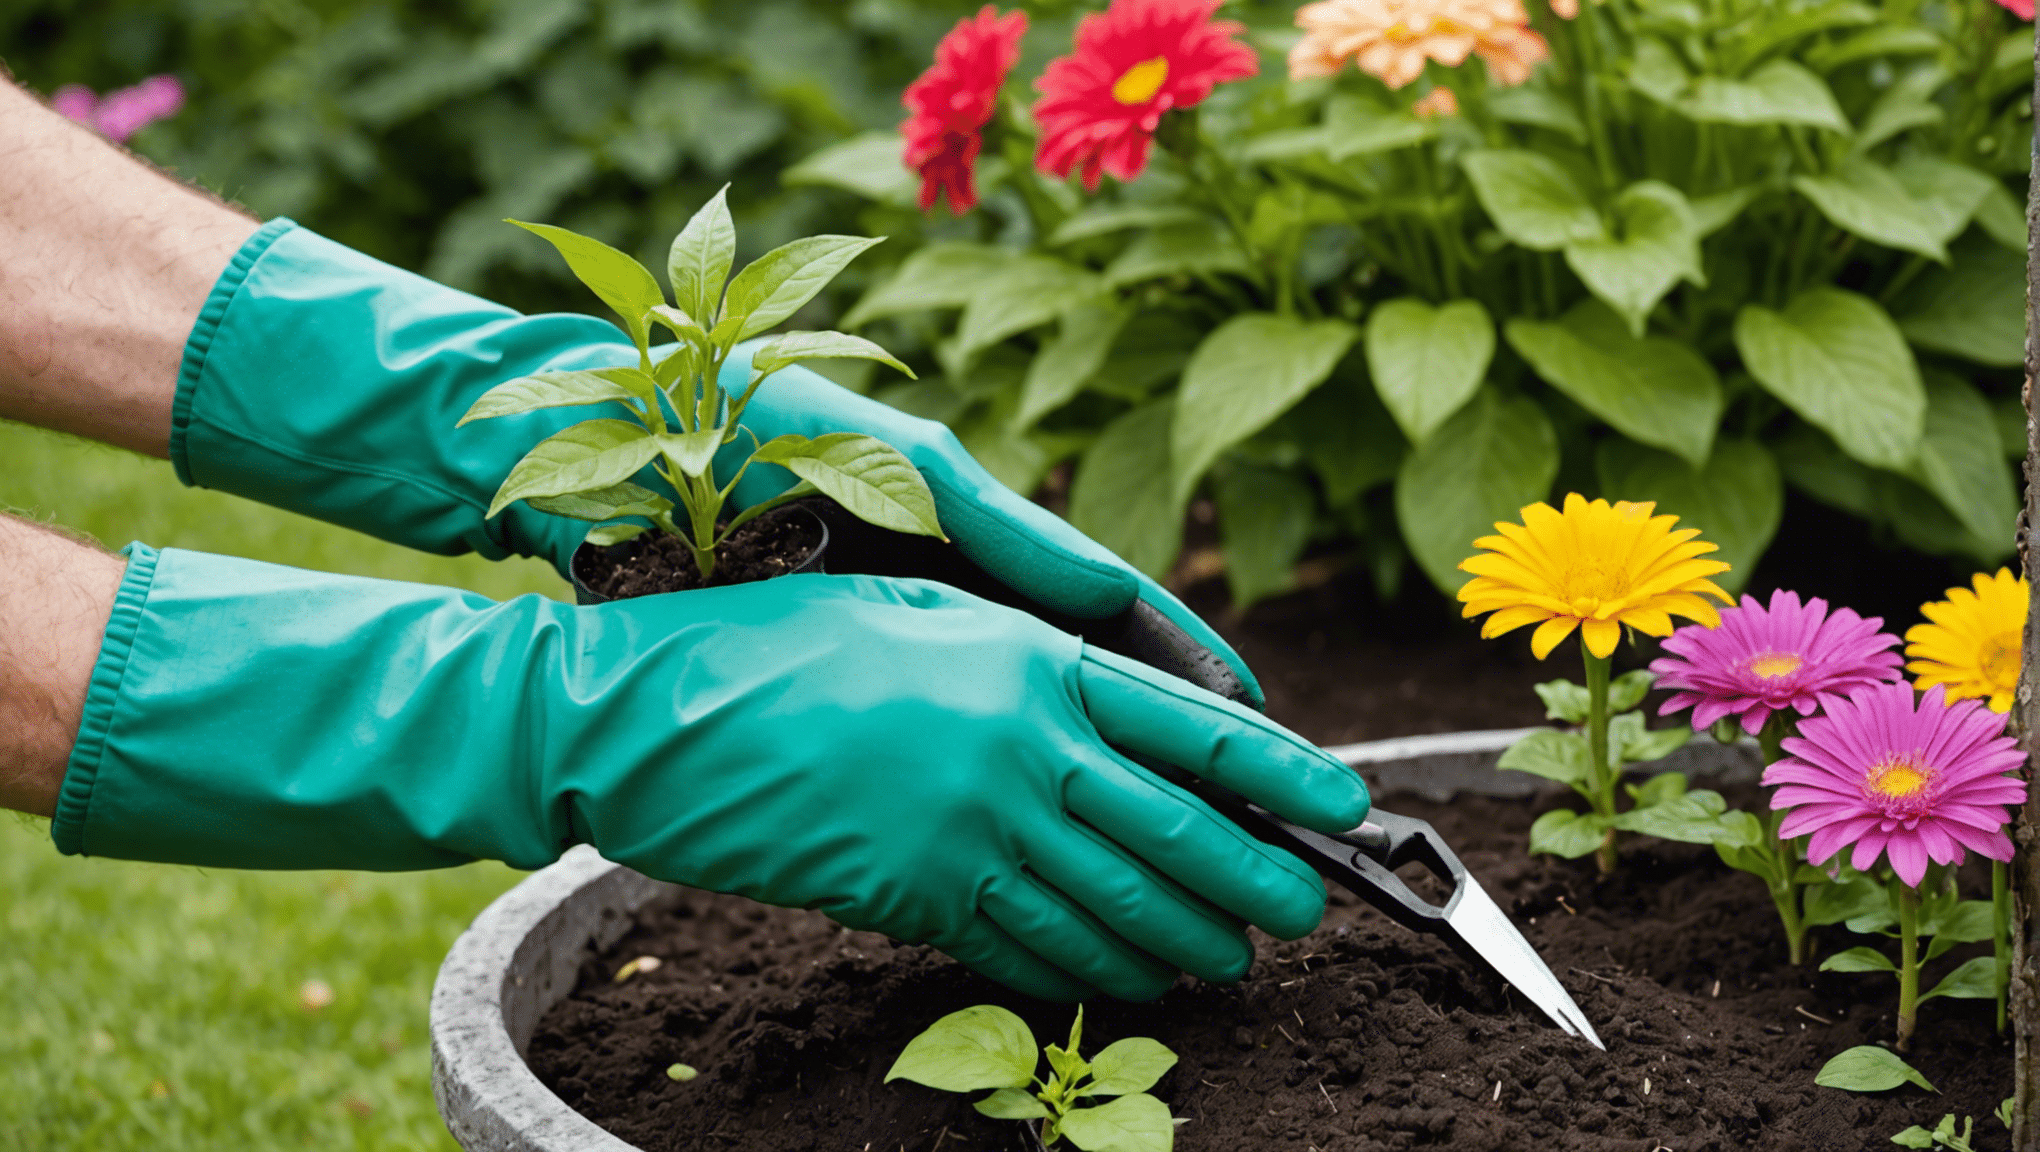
[567,504,829,605]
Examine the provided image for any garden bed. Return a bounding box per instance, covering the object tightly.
[526,783,2011,1152]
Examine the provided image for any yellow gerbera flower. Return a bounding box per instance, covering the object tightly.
[1457,493,1733,659]
[1906,568,2027,713]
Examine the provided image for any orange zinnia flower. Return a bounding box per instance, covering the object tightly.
[1290,0,1550,89]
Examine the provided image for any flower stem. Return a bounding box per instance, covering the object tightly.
[1896,882,1921,1053]
[1583,644,1617,874]
[1994,858,2011,1033]
[1755,717,1806,963]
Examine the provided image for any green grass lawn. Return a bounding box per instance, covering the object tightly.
[2,419,568,1150]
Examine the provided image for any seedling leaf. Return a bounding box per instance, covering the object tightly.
[1528,809,1612,858]
[1498,729,1592,786]
[668,185,736,324]
[974,1088,1050,1119]
[525,482,671,522]
[459,368,654,425]
[886,1005,1038,1092]
[1057,1092,1175,1152]
[752,432,945,539]
[1815,1046,1936,1093]
[509,221,664,345]
[726,235,886,341]
[488,421,661,518]
[1820,946,1897,973]
[1920,955,1996,1002]
[1083,1038,1178,1097]
[750,330,915,383]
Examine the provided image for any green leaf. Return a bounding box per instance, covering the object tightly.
[509,220,665,345]
[1711,809,1767,852]
[1563,181,1705,335]
[1365,298,1494,445]
[1044,1043,1089,1084]
[1620,724,1693,766]
[1734,288,1925,469]
[1323,94,1435,158]
[1498,729,1593,786]
[1793,158,1948,261]
[1017,303,1132,429]
[1820,945,1898,973]
[1897,240,2026,368]
[1505,301,1723,466]
[1529,810,1613,859]
[657,429,725,480]
[1216,465,1315,609]
[750,330,914,382]
[1890,1125,1936,1149]
[1608,670,1657,713]
[1806,24,1943,72]
[458,368,653,425]
[974,1088,1051,1120]
[1286,376,1407,505]
[751,432,943,539]
[1170,314,1358,502]
[1691,187,1761,237]
[1625,769,1688,808]
[1595,438,1783,593]
[957,257,1101,360]
[1395,389,1559,595]
[667,185,736,327]
[1487,85,1587,142]
[1805,873,1892,928]
[488,420,662,518]
[783,131,917,205]
[886,1006,1039,1092]
[1816,1046,1936,1093]
[1684,60,1850,132]
[524,481,671,522]
[585,523,645,547]
[842,243,1012,327]
[1534,680,1591,724]
[1854,65,1948,152]
[1084,1037,1178,1097]
[1627,37,1689,103]
[1909,373,2019,552]
[1057,1093,1175,1152]
[1892,155,1996,245]
[1614,788,1728,844]
[1049,204,1205,246]
[1101,220,1251,289]
[1973,182,2026,252]
[1461,150,1604,250]
[1069,399,1184,579]
[726,235,886,341]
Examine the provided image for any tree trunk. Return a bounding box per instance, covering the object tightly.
[2013,37,2040,1152]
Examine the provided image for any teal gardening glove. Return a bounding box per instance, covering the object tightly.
[68,218,1377,997]
[58,547,1367,1001]
[170,219,1265,706]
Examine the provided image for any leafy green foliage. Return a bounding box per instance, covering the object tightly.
[889,1006,1180,1152]
[464,195,933,579]
[802,0,2027,606]
[1816,1046,1937,1094]
[1890,1113,1978,1151]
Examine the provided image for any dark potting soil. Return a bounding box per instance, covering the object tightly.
[528,785,2012,1152]
[578,504,823,599]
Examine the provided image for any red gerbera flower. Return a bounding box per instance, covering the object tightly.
[902,6,1028,214]
[1032,0,1260,191]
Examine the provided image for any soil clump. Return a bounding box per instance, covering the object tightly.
[574,504,822,598]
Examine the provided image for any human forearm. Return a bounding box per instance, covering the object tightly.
[0,75,255,457]
[0,514,123,816]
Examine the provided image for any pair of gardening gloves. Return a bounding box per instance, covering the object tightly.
[54,219,1371,1002]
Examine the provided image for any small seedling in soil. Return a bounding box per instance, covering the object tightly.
[1890,1112,1979,1150]
[1815,1045,1936,1094]
[887,1005,1182,1152]
[462,185,943,583]
[666,1064,698,1083]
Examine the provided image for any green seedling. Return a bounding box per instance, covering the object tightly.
[887,1005,1182,1152]
[461,186,943,581]
[1891,1112,1979,1150]
[1815,1046,1936,1094]
[665,1063,697,1082]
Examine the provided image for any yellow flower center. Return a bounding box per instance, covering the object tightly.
[1113,57,1170,105]
[1866,756,1933,800]
[1982,630,2021,689]
[1747,652,1803,679]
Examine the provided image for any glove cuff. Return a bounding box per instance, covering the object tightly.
[169,218,294,487]
[52,542,160,857]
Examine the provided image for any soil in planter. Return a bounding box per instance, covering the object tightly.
[529,786,2012,1152]
[579,504,823,598]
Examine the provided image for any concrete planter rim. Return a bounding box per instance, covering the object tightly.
[428,725,1758,1151]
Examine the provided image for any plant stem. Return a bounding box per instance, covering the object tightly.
[1996,858,2012,1033]
[1583,643,1617,874]
[1897,882,1921,1053]
[1753,718,1808,962]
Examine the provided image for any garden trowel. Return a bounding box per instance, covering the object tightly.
[801,500,1605,1049]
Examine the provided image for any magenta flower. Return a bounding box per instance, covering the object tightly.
[50,76,185,144]
[1763,682,2025,888]
[1651,589,1903,736]
[1995,0,2033,21]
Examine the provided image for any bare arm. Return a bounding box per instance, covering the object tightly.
[0,75,256,456]
[0,515,123,816]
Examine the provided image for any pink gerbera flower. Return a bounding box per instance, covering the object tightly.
[1764,682,2026,888]
[1033,0,1259,192]
[1651,589,1904,736]
[902,6,1028,215]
